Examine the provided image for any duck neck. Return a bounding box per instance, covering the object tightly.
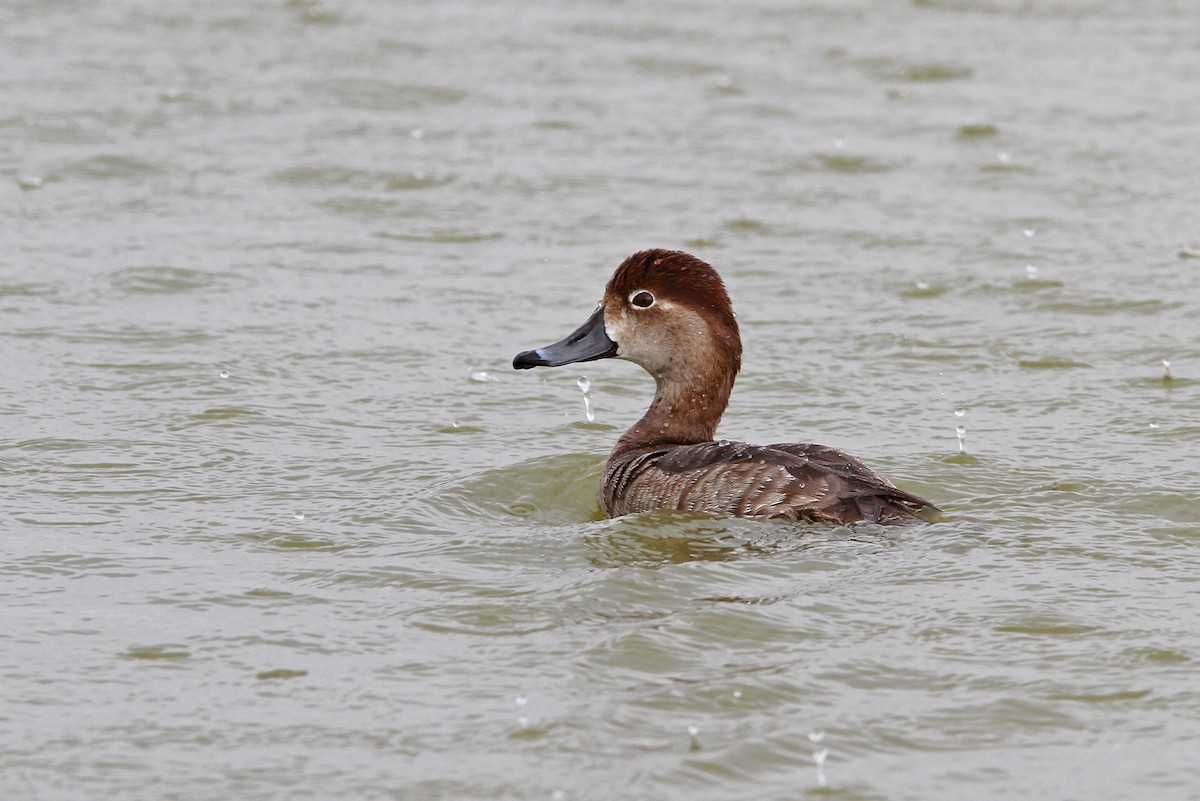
[615,368,733,454]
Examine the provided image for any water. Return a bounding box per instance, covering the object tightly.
[3,1,1199,799]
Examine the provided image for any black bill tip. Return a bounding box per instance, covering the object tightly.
[513,349,547,370]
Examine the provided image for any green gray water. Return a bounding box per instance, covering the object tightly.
[3,1,1199,799]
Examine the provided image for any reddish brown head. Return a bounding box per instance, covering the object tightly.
[514,249,741,380]
[600,249,741,383]
[607,250,737,325]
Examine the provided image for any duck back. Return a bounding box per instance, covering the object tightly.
[603,440,935,525]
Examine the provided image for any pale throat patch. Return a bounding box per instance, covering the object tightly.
[604,318,621,355]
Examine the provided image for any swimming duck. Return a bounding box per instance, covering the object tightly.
[513,249,938,525]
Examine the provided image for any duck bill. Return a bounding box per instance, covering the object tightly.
[513,305,617,369]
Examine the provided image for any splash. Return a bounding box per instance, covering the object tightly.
[808,730,828,787]
[577,376,594,422]
[515,694,529,730]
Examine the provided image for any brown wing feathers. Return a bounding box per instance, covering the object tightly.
[606,441,935,524]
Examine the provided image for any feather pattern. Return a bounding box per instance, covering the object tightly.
[603,441,933,524]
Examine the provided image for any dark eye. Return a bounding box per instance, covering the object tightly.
[631,290,655,308]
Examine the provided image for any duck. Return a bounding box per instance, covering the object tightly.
[512,249,938,525]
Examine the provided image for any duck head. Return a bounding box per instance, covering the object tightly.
[513,249,740,377]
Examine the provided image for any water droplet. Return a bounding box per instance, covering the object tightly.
[914,280,930,291]
[954,409,965,417]
[732,690,742,700]
[411,127,425,139]
[956,424,967,454]
[687,725,700,737]
[1025,264,1038,278]
[294,512,305,521]
[814,746,830,787]
[470,371,498,383]
[577,375,594,422]
[808,731,829,787]
[997,151,1011,163]
[515,696,529,729]
[1023,228,1035,237]
[219,369,229,379]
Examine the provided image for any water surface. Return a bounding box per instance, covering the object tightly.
[3,1,1199,799]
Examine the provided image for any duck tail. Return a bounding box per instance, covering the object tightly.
[855,491,939,525]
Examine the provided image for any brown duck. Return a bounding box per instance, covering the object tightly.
[513,249,938,525]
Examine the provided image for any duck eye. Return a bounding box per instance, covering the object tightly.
[630,290,655,308]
